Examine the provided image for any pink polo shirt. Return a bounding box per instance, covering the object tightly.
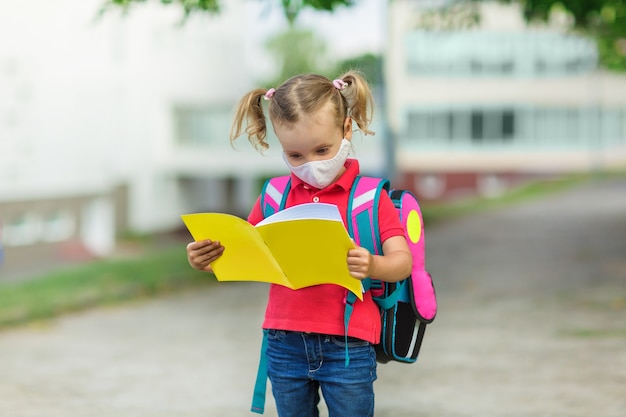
[247,159,404,344]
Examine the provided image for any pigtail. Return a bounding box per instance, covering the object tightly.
[230,89,270,151]
[338,71,375,136]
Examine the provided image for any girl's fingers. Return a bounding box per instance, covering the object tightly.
[203,247,225,263]
[188,240,222,256]
[347,248,372,278]
[347,253,367,267]
[187,240,225,270]
[196,246,224,263]
[349,269,367,279]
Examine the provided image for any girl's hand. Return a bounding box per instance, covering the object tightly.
[347,246,374,280]
[186,240,225,272]
[347,236,412,282]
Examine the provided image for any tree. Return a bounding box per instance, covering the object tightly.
[260,38,384,92]
[101,0,353,24]
[333,53,383,85]
[103,1,625,71]
[262,28,330,87]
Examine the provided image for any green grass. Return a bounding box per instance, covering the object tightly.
[0,246,212,329]
[560,328,626,339]
[1,169,624,330]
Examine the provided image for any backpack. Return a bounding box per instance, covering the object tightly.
[348,176,437,363]
[250,175,437,414]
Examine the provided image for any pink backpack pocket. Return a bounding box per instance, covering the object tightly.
[392,189,437,323]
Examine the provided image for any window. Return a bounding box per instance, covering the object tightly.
[405,108,518,144]
[601,108,625,145]
[471,111,483,141]
[174,106,232,146]
[405,31,597,77]
[406,112,429,142]
[3,213,40,246]
[403,105,623,148]
[451,111,471,142]
[41,210,75,242]
[502,110,515,140]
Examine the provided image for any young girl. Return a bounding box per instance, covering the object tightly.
[186,71,412,417]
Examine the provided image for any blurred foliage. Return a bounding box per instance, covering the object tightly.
[262,28,330,87]
[261,31,384,88]
[101,0,353,24]
[333,53,383,85]
[278,0,354,26]
[101,0,220,18]
[417,1,482,30]
[517,0,626,71]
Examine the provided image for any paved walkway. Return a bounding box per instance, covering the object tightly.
[1,177,625,417]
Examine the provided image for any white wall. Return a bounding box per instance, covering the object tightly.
[0,0,257,233]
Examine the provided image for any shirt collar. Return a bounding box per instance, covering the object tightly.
[289,158,360,192]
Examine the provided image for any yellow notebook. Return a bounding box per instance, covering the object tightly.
[181,203,363,300]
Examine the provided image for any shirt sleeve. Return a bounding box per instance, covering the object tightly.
[377,191,405,244]
[247,196,264,226]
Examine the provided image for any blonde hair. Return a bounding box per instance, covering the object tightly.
[230,71,375,151]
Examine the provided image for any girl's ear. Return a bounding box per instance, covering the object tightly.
[343,117,353,140]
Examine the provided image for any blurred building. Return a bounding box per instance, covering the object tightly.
[386,1,626,201]
[0,0,261,274]
[8,0,625,277]
[0,0,386,276]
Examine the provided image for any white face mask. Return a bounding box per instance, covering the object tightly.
[282,139,352,189]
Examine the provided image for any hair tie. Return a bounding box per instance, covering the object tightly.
[263,88,276,100]
[333,79,348,90]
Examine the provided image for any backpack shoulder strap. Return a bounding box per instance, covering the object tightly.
[347,176,389,255]
[342,175,389,366]
[251,176,290,415]
[260,176,291,217]
[250,329,269,414]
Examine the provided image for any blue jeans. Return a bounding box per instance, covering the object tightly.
[265,330,377,417]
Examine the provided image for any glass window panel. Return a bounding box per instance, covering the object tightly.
[174,106,231,146]
[565,109,580,143]
[428,112,449,141]
[405,31,597,77]
[3,213,41,246]
[471,111,483,142]
[452,111,471,142]
[502,110,515,141]
[482,110,502,141]
[601,108,624,143]
[42,210,75,243]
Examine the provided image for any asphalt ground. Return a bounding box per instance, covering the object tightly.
[0,177,625,417]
